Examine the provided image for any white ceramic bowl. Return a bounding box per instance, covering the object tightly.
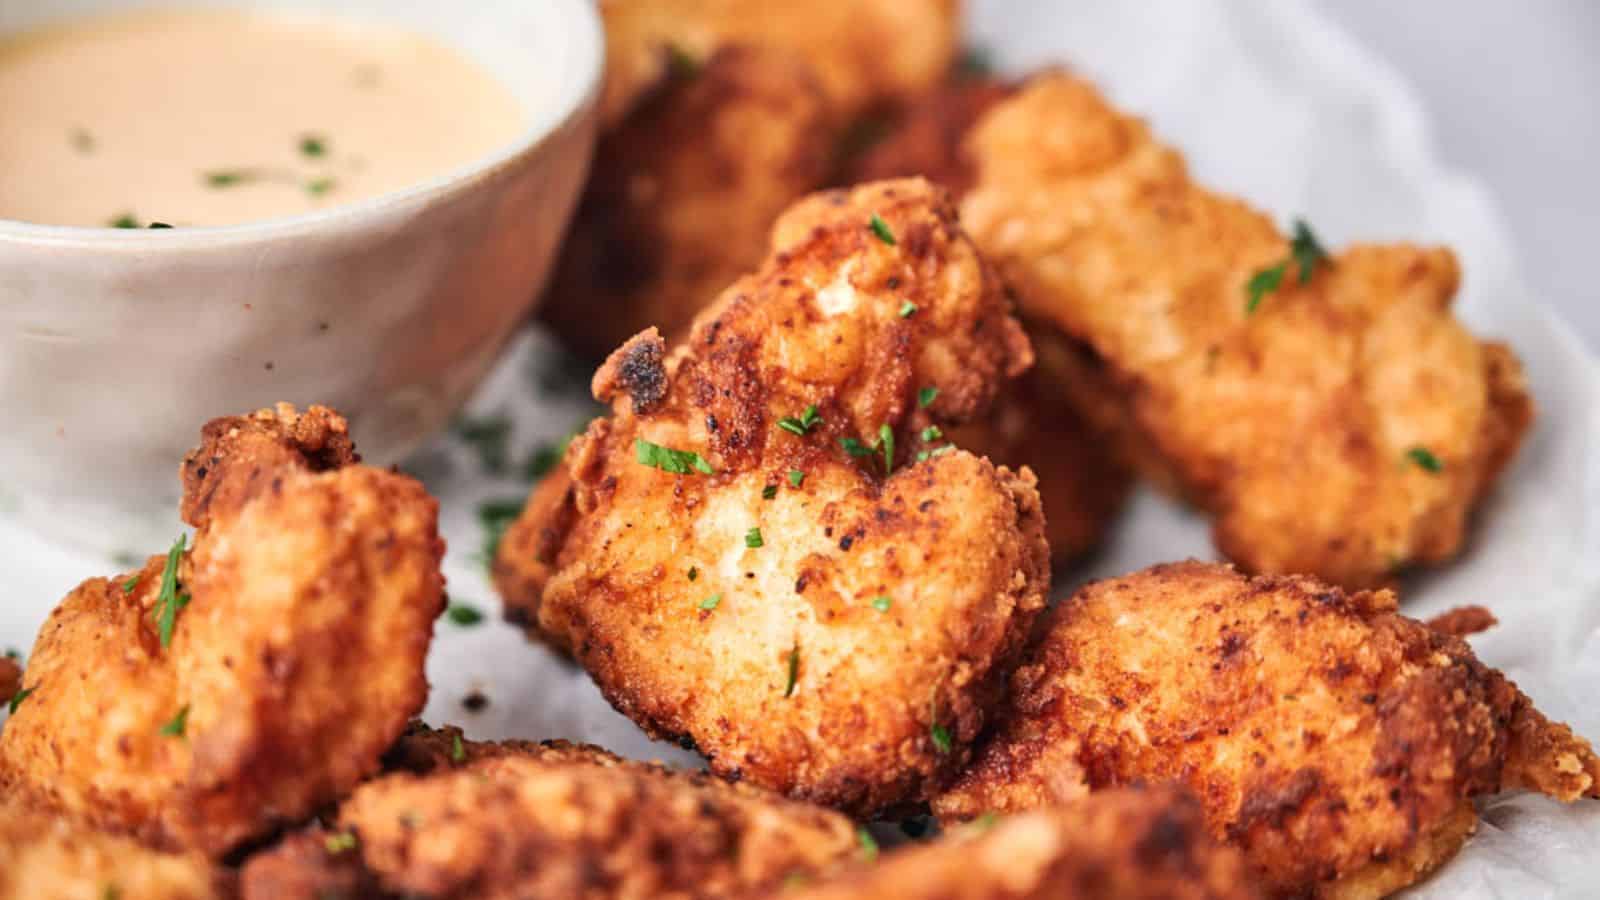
[0,0,602,553]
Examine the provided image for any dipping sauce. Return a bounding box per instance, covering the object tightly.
[0,9,527,228]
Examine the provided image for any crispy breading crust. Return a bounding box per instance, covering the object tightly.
[0,657,17,709]
[957,73,1534,589]
[0,405,445,855]
[598,0,959,128]
[241,724,862,900]
[544,45,834,358]
[498,180,1049,815]
[782,787,1260,900]
[846,75,1017,195]
[935,562,1600,898]
[0,796,227,900]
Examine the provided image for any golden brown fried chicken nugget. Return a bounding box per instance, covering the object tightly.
[599,0,959,127]
[242,725,862,900]
[0,405,445,855]
[958,74,1533,589]
[847,76,1017,195]
[497,179,1049,815]
[784,787,1259,900]
[0,796,227,900]
[545,45,833,358]
[935,562,1600,898]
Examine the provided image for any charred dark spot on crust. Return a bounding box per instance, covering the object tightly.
[1228,768,1323,838]
[616,337,669,412]
[1219,632,1247,658]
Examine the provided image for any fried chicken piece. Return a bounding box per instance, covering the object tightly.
[0,796,227,900]
[955,73,1533,589]
[497,179,1049,815]
[784,787,1258,900]
[599,0,959,127]
[846,76,1016,196]
[935,562,1600,898]
[545,45,833,358]
[241,725,862,900]
[0,404,445,855]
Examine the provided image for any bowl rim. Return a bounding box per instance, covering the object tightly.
[0,0,604,249]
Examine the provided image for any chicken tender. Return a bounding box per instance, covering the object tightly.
[496,179,1049,815]
[785,787,1258,900]
[241,724,862,900]
[544,45,833,358]
[0,796,226,900]
[954,73,1533,588]
[0,404,446,855]
[846,75,1016,196]
[935,562,1600,898]
[599,0,959,126]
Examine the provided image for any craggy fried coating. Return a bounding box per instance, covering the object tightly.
[783,787,1259,900]
[936,562,1600,898]
[846,76,1016,196]
[0,656,18,709]
[545,45,833,358]
[598,0,960,127]
[0,796,226,900]
[957,73,1534,588]
[0,405,445,855]
[497,179,1049,815]
[241,724,862,900]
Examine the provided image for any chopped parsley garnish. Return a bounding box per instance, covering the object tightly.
[109,214,139,229]
[101,883,120,900]
[920,426,943,442]
[688,566,699,581]
[8,686,33,715]
[1245,219,1329,314]
[840,437,872,457]
[635,438,715,475]
[666,43,700,80]
[446,603,484,627]
[777,405,822,436]
[784,646,799,697]
[699,593,722,611]
[898,301,918,319]
[878,424,895,474]
[205,170,255,188]
[450,732,466,764]
[1405,446,1443,473]
[788,469,805,488]
[930,722,952,754]
[299,134,328,158]
[970,811,1001,832]
[121,573,141,595]
[857,826,879,861]
[478,498,524,565]
[153,535,191,650]
[305,177,337,196]
[918,386,938,408]
[762,484,778,500]
[745,527,764,549]
[871,595,892,612]
[324,832,358,854]
[869,214,897,246]
[454,415,512,473]
[2,648,17,661]
[916,445,956,463]
[147,222,173,229]
[159,705,190,738]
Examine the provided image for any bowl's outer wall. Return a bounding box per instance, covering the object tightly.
[0,12,601,552]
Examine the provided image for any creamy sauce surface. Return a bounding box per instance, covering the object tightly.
[0,9,527,227]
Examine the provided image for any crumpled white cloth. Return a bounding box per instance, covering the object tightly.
[1,2,1594,896]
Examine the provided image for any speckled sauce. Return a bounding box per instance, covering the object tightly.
[0,8,527,227]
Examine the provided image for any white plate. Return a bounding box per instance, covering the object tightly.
[3,1,1595,895]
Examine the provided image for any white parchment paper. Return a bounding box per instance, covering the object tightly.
[1,1,1594,895]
